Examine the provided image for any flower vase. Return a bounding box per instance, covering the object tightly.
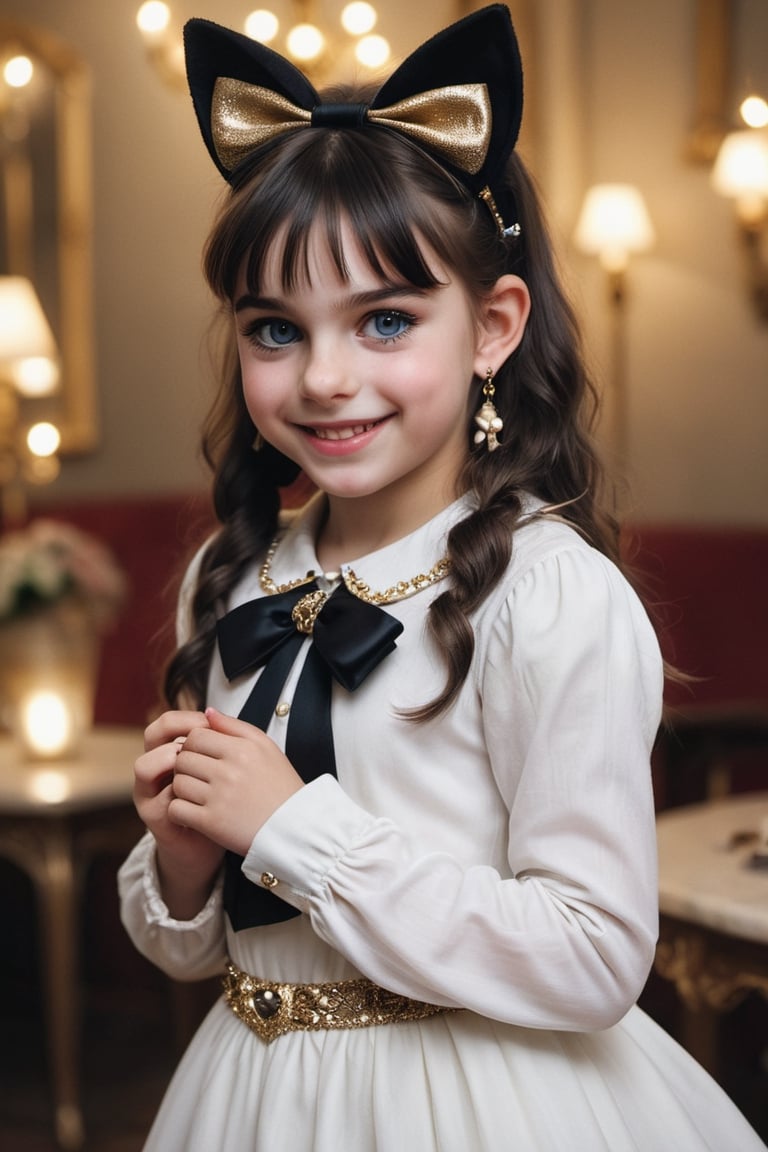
[0,596,100,759]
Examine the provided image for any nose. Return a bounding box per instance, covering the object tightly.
[298,337,358,405]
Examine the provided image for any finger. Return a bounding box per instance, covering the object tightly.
[134,744,178,794]
[204,706,264,742]
[171,770,209,806]
[168,795,209,832]
[144,710,209,752]
[134,769,175,807]
[173,744,218,783]
[170,725,223,769]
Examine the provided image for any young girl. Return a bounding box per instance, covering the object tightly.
[119,7,766,1149]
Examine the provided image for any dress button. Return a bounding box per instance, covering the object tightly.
[275,701,290,718]
[261,872,279,889]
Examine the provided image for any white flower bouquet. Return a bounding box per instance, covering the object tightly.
[0,519,127,630]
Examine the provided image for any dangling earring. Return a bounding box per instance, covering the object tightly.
[252,430,265,453]
[473,367,503,452]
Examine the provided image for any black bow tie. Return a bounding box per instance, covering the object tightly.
[217,580,403,691]
[216,580,403,931]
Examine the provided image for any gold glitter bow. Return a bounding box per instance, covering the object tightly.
[211,76,492,177]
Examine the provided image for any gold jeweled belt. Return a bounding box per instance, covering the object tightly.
[222,959,454,1044]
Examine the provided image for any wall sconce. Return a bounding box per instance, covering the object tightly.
[136,1,391,89]
[711,126,768,321]
[574,184,655,467]
[574,184,656,301]
[0,276,62,526]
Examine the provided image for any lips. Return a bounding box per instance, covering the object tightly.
[296,415,392,456]
[301,414,392,440]
[312,422,376,441]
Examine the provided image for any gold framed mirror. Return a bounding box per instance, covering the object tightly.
[688,0,731,163]
[0,19,96,454]
[688,0,768,164]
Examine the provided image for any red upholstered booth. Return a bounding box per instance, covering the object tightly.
[622,523,768,805]
[623,523,768,709]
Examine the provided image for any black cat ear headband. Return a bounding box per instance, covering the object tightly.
[183,3,523,238]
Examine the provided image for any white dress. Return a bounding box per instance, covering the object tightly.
[119,495,765,1151]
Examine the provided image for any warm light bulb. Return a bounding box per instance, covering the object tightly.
[574,184,655,272]
[341,2,377,36]
[740,95,768,130]
[712,129,768,223]
[21,691,73,757]
[13,355,59,397]
[286,23,325,61]
[136,1,171,36]
[27,422,61,458]
[245,9,279,43]
[3,55,34,88]
[355,34,389,69]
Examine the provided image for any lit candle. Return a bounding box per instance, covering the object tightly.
[20,690,75,758]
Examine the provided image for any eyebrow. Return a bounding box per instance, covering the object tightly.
[233,284,434,314]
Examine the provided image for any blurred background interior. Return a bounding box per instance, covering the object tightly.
[0,0,766,1148]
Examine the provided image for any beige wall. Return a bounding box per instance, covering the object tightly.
[2,0,767,523]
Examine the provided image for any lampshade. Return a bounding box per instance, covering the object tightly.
[711,129,768,224]
[574,184,655,272]
[0,276,60,396]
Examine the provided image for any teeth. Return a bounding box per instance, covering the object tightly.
[313,423,374,441]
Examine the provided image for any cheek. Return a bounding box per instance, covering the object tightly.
[240,370,263,425]
[398,356,474,419]
[239,359,285,424]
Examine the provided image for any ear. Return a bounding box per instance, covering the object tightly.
[473,274,531,377]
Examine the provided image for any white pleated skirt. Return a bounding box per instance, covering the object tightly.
[141,993,765,1152]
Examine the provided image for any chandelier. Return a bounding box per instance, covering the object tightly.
[136,1,391,88]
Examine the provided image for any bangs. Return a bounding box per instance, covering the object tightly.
[204,128,477,301]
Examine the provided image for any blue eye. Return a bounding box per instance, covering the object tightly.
[363,310,415,341]
[248,318,301,348]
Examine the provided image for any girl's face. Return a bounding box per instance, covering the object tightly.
[234,219,492,529]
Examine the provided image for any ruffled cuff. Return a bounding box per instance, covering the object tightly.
[241,776,379,913]
[118,832,227,980]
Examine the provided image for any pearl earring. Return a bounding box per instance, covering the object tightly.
[473,367,503,452]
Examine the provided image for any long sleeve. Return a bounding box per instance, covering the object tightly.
[240,542,663,1031]
[118,832,227,980]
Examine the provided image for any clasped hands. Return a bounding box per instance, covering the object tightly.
[134,707,304,868]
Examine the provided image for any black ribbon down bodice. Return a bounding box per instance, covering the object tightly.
[216,580,403,930]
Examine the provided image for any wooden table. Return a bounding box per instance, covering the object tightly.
[654,792,768,1072]
[0,726,144,1150]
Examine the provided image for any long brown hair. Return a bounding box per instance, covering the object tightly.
[164,115,614,718]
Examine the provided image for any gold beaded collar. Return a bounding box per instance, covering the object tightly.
[259,537,451,608]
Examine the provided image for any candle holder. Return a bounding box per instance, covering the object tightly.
[0,596,98,759]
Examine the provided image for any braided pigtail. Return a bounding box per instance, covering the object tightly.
[163,346,299,708]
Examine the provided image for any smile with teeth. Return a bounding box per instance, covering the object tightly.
[310,422,378,441]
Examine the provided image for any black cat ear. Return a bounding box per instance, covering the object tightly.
[184,17,319,179]
[372,5,522,203]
